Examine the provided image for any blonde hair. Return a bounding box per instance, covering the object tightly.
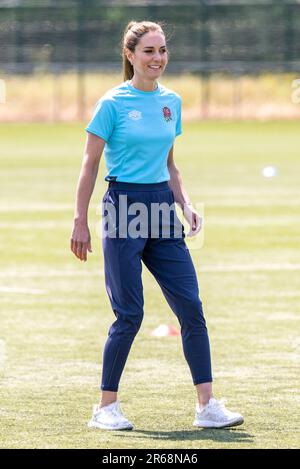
[121,20,167,81]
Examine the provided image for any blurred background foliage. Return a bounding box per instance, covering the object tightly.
[0,0,300,120]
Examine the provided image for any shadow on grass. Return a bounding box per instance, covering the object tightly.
[115,428,254,444]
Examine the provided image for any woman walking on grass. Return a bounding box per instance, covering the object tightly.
[70,20,244,431]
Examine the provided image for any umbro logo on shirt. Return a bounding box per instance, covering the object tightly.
[128,110,142,121]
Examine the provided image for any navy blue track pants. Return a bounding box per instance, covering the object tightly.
[100,181,213,392]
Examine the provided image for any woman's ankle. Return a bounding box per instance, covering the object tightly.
[99,400,117,409]
[198,396,213,409]
[99,391,118,408]
[195,382,213,409]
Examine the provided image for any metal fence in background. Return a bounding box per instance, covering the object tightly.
[0,0,300,120]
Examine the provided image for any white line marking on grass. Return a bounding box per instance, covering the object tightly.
[267,312,300,321]
[2,360,100,389]
[0,221,72,229]
[0,340,6,370]
[200,263,300,272]
[208,216,300,226]
[0,269,104,278]
[0,287,45,294]
[0,203,74,212]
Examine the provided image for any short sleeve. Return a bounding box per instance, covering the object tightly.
[175,96,182,137]
[85,96,117,142]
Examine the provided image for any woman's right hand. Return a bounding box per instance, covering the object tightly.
[70,220,92,262]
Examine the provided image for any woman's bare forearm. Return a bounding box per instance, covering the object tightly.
[74,165,99,224]
[167,164,191,211]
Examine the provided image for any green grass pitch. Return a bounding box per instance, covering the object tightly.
[0,121,299,448]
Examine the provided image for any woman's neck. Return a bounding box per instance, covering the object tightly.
[129,77,158,92]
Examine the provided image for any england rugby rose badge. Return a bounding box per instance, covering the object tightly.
[162,106,172,122]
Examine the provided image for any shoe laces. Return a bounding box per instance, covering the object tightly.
[108,409,118,417]
[214,397,227,409]
[106,402,123,418]
[94,402,119,417]
[210,397,235,418]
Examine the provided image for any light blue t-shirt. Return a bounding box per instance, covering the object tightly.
[85,80,182,183]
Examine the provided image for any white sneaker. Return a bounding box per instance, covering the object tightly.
[87,401,134,431]
[193,397,244,429]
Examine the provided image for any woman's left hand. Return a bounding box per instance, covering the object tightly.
[183,204,202,237]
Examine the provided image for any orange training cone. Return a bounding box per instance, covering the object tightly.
[151,324,180,337]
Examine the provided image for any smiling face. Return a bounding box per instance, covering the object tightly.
[126,31,168,81]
